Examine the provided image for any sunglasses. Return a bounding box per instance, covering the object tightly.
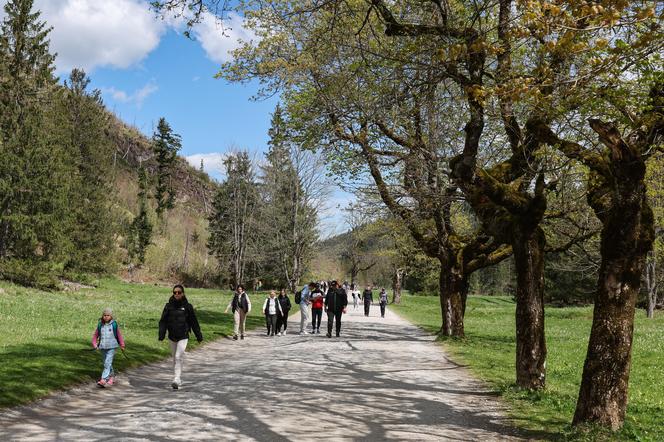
[173,290,183,295]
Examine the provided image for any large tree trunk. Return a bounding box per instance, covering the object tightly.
[438,263,467,337]
[512,226,547,390]
[573,193,654,429]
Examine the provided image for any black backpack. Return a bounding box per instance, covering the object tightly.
[294,290,302,304]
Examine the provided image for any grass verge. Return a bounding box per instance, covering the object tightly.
[0,278,275,409]
[391,295,664,441]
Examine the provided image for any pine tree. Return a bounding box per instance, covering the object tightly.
[127,167,153,267]
[152,117,181,218]
[259,104,319,291]
[208,152,259,287]
[60,68,116,274]
[0,0,70,287]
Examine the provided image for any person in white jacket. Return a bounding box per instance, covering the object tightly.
[225,285,251,340]
[262,290,283,336]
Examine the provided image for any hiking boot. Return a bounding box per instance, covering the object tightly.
[233,335,238,340]
[97,379,107,388]
[171,381,179,390]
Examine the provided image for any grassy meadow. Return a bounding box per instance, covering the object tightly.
[0,278,273,408]
[391,295,664,441]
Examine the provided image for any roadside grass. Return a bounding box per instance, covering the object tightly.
[391,295,664,441]
[0,278,277,409]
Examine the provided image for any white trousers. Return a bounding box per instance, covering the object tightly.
[300,303,310,332]
[169,339,188,384]
[234,309,247,336]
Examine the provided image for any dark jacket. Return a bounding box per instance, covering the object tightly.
[325,287,348,313]
[362,289,373,303]
[231,292,250,313]
[277,294,291,315]
[159,296,203,342]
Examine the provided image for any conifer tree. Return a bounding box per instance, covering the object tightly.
[60,68,116,273]
[127,167,153,267]
[0,0,70,287]
[208,152,259,287]
[260,104,320,291]
[152,117,181,217]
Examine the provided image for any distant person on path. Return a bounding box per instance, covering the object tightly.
[310,283,325,334]
[362,285,373,317]
[276,289,292,335]
[158,285,203,390]
[298,282,314,334]
[225,285,251,340]
[262,290,283,337]
[351,284,360,310]
[91,307,125,388]
[379,288,388,318]
[325,280,348,337]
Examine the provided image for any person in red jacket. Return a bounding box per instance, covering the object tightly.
[310,283,325,334]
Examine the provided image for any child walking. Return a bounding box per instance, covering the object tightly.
[159,285,203,390]
[91,307,125,388]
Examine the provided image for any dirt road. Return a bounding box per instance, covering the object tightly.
[0,304,528,441]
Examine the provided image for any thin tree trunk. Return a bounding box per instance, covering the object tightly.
[182,230,189,271]
[448,268,468,338]
[392,267,404,304]
[646,253,657,319]
[438,264,452,336]
[512,226,547,390]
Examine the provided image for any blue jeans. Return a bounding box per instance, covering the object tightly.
[100,348,116,379]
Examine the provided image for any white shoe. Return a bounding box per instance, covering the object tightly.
[283,330,287,335]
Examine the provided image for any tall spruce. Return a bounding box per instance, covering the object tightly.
[127,167,153,267]
[260,104,320,291]
[60,69,115,273]
[152,117,181,217]
[0,0,70,287]
[208,152,259,287]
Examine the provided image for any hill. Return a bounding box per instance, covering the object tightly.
[105,114,219,286]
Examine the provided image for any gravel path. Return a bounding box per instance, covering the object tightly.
[0,303,530,441]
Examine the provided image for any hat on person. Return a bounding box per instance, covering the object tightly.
[102,307,113,316]
[330,280,338,287]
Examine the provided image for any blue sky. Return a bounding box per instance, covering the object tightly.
[2,0,353,236]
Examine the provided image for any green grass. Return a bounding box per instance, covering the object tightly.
[392,295,664,441]
[0,278,274,408]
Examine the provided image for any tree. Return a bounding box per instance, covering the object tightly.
[259,104,323,292]
[152,117,182,217]
[0,0,70,287]
[60,68,116,273]
[208,151,259,287]
[127,167,153,267]
[341,204,377,286]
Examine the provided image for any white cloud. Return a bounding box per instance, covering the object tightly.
[193,11,256,64]
[31,0,166,73]
[185,152,229,178]
[102,80,158,108]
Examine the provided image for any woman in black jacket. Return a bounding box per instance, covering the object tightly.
[158,284,203,390]
[276,288,292,335]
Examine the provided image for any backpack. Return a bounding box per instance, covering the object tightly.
[97,319,119,344]
[294,290,302,304]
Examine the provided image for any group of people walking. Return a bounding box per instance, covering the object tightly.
[91,280,389,390]
[345,283,389,318]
